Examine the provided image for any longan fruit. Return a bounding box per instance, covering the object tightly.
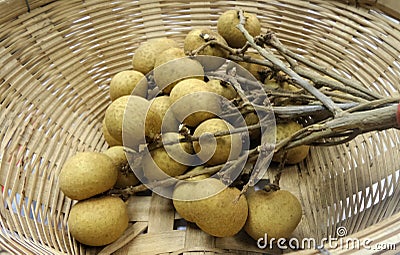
[154,57,205,94]
[102,118,122,147]
[68,196,129,246]
[145,96,179,141]
[217,10,261,48]
[154,47,186,68]
[132,38,178,75]
[104,95,150,149]
[169,78,221,127]
[272,121,310,164]
[206,79,237,100]
[184,28,229,71]
[244,189,302,241]
[109,70,148,101]
[59,152,118,200]
[104,146,139,188]
[143,132,193,181]
[173,178,248,237]
[193,118,242,166]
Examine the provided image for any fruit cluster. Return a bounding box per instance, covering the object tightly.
[59,10,308,248]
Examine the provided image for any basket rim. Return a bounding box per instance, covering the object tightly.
[1,0,400,254]
[1,0,400,25]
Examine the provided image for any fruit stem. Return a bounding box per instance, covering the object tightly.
[236,10,344,118]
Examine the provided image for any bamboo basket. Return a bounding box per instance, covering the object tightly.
[0,0,399,254]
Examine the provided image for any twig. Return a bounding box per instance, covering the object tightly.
[109,164,224,196]
[265,32,382,100]
[280,103,399,150]
[236,10,344,117]
[25,0,30,12]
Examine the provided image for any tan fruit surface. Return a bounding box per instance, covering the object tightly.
[206,79,237,100]
[68,196,129,246]
[104,146,139,188]
[173,178,248,237]
[273,121,310,164]
[244,189,302,241]
[169,78,221,127]
[154,57,204,94]
[59,152,118,200]
[145,95,179,140]
[109,70,147,101]
[143,132,193,181]
[102,118,122,147]
[193,118,242,166]
[132,38,178,74]
[217,10,261,48]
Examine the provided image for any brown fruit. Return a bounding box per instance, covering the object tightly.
[184,28,229,71]
[206,79,237,100]
[145,95,179,141]
[193,118,242,166]
[68,196,129,246]
[104,146,139,188]
[169,78,221,127]
[244,111,261,142]
[109,70,148,101]
[244,189,302,241]
[154,47,186,68]
[143,132,193,181]
[59,152,118,200]
[272,121,310,164]
[132,38,178,75]
[102,118,122,147]
[104,95,150,149]
[154,57,205,94]
[217,10,261,48]
[173,178,248,237]
[104,96,130,145]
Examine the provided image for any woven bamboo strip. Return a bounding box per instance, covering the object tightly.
[0,0,399,254]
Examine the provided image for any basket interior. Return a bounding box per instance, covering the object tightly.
[0,0,399,254]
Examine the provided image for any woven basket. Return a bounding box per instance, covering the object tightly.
[1,0,399,254]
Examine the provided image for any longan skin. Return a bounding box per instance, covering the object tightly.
[105,95,150,149]
[145,96,179,141]
[183,28,228,58]
[193,118,242,166]
[68,196,129,246]
[195,186,248,237]
[272,121,310,164]
[169,79,221,127]
[154,47,186,68]
[102,118,122,147]
[104,96,130,144]
[109,70,148,101]
[143,133,193,181]
[132,38,178,75]
[173,178,248,237]
[59,152,118,200]
[183,28,229,71]
[104,146,139,188]
[173,177,225,222]
[217,10,261,48]
[206,79,237,100]
[154,58,205,94]
[244,190,302,241]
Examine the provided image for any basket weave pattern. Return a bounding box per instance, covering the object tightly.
[0,0,399,254]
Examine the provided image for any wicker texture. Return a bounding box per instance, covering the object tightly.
[0,0,399,254]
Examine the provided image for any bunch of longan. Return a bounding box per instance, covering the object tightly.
[59,9,308,248]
